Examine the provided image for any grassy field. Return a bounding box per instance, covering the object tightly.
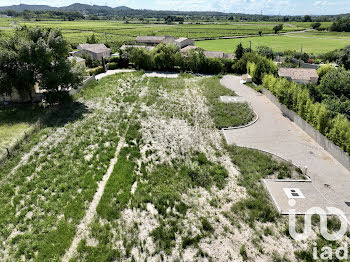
[196,34,350,54]
[13,20,302,45]
[0,106,45,159]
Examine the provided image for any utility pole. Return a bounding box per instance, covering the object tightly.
[299,45,303,67]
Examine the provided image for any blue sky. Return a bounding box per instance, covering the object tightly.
[0,0,349,15]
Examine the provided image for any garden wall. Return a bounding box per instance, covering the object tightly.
[262,88,350,172]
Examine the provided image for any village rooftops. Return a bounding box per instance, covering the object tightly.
[278,68,319,84]
[203,51,235,59]
[135,36,176,45]
[180,45,198,53]
[77,43,111,53]
[120,45,155,51]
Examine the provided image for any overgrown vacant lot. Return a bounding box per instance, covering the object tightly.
[1,73,348,261]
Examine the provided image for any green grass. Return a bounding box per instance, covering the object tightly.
[0,105,45,158]
[12,20,301,46]
[196,34,350,54]
[225,144,298,226]
[0,73,143,260]
[287,30,350,40]
[201,77,255,128]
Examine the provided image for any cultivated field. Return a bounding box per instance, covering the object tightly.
[1,20,303,46]
[0,72,328,261]
[196,34,350,54]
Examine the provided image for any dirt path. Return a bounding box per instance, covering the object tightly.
[221,75,350,218]
[62,131,127,262]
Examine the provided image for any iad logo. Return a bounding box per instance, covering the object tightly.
[288,199,350,260]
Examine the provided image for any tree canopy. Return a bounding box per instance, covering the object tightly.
[0,26,84,101]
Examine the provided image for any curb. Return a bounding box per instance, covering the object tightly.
[221,106,259,131]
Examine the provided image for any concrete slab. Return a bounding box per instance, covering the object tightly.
[263,180,350,215]
[220,96,248,103]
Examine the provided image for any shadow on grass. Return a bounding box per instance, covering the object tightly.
[0,101,91,128]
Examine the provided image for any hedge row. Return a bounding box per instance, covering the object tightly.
[262,74,350,154]
[128,44,234,74]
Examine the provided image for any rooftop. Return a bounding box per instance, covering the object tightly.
[203,51,224,58]
[278,68,319,81]
[175,37,189,43]
[135,36,174,43]
[78,43,110,54]
[68,56,85,63]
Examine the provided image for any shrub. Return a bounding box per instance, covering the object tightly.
[129,48,154,70]
[109,56,119,63]
[108,62,118,70]
[89,66,105,76]
[246,56,277,85]
[232,52,261,74]
[337,46,350,70]
[257,46,275,60]
[319,68,350,99]
[221,58,235,73]
[205,58,224,74]
[235,43,244,60]
[317,64,334,79]
[262,74,350,154]
[152,43,180,71]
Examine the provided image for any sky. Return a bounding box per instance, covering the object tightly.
[0,0,349,15]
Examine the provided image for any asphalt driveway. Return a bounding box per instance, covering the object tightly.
[221,75,350,218]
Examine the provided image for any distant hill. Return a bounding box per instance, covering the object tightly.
[0,4,57,12]
[0,3,133,13]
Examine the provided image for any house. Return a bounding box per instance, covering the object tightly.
[175,37,195,49]
[75,43,111,60]
[120,45,155,51]
[278,68,319,84]
[180,45,199,54]
[135,36,176,46]
[203,51,235,60]
[68,56,86,67]
[0,85,42,103]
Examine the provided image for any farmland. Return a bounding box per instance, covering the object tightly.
[0,19,304,47]
[196,33,350,54]
[0,72,321,261]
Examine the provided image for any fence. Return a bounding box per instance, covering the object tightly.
[262,88,350,172]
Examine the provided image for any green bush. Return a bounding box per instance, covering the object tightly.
[317,64,334,79]
[108,62,118,70]
[262,74,350,154]
[89,66,105,76]
[246,57,277,84]
[109,56,119,63]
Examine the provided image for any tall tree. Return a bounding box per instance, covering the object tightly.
[0,26,83,102]
[273,24,283,34]
[235,43,244,60]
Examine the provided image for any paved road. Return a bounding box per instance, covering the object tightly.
[221,75,350,217]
